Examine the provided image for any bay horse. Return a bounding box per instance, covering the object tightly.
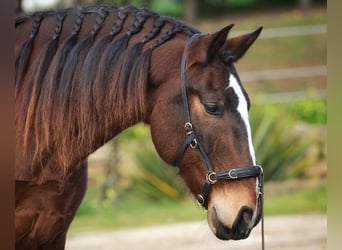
[15,4,264,249]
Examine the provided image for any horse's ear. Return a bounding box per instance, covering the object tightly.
[186,24,234,67]
[226,26,263,62]
[206,24,235,62]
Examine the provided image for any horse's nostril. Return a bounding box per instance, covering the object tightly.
[210,206,233,240]
[232,206,254,238]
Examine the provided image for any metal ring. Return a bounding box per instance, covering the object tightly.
[190,138,198,149]
[257,188,263,199]
[184,122,193,135]
[257,165,264,175]
[256,175,263,199]
[197,194,205,206]
[228,169,238,179]
[206,172,217,184]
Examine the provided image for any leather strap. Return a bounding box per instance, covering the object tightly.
[180,33,202,125]
[173,132,195,166]
[216,165,262,181]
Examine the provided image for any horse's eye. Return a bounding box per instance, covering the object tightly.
[204,103,224,116]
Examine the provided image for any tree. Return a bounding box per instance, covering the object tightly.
[98,139,121,208]
[299,0,312,10]
[184,0,197,22]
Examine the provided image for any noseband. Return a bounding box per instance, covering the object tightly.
[174,33,265,249]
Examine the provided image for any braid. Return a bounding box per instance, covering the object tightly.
[33,10,68,150]
[109,7,131,37]
[126,8,150,37]
[17,11,46,154]
[87,7,132,98]
[90,6,109,37]
[140,15,165,43]
[94,7,141,89]
[35,10,67,85]
[53,11,66,40]
[52,7,84,82]
[149,21,198,50]
[72,7,85,35]
[30,12,44,38]
[149,24,178,50]
[15,11,44,84]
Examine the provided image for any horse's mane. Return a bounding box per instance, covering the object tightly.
[15,5,198,173]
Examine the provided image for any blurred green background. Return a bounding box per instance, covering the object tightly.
[17,0,326,235]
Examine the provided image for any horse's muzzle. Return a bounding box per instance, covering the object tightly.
[210,205,257,240]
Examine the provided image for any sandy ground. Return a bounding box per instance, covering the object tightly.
[66,214,326,250]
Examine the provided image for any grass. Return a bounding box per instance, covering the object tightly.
[244,35,325,72]
[69,194,206,235]
[69,182,326,235]
[196,6,326,32]
[195,6,326,72]
[240,34,326,71]
[264,184,326,215]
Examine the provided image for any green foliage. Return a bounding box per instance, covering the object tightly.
[75,187,97,216]
[254,98,327,125]
[98,0,149,8]
[264,184,326,214]
[151,0,183,17]
[284,99,326,124]
[241,35,326,71]
[129,148,186,201]
[250,102,323,181]
[228,0,258,6]
[116,124,186,202]
[71,188,205,234]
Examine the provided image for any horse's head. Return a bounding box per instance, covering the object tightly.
[148,24,263,240]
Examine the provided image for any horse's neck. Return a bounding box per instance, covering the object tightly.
[77,38,185,162]
[15,8,189,180]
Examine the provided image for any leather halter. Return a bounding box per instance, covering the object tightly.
[173,33,265,249]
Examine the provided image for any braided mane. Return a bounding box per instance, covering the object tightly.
[15,5,198,173]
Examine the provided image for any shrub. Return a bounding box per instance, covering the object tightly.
[250,103,322,181]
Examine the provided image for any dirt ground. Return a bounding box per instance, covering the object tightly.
[66,214,326,250]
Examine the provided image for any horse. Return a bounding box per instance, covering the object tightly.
[15,4,264,249]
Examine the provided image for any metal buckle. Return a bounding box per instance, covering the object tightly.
[228,169,238,179]
[184,122,193,135]
[257,165,264,175]
[256,178,263,198]
[206,172,217,184]
[190,138,198,149]
[256,166,264,198]
[197,194,205,206]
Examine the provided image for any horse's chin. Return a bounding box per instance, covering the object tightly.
[208,222,252,241]
[213,228,252,241]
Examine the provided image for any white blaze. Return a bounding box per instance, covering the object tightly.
[227,74,256,165]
